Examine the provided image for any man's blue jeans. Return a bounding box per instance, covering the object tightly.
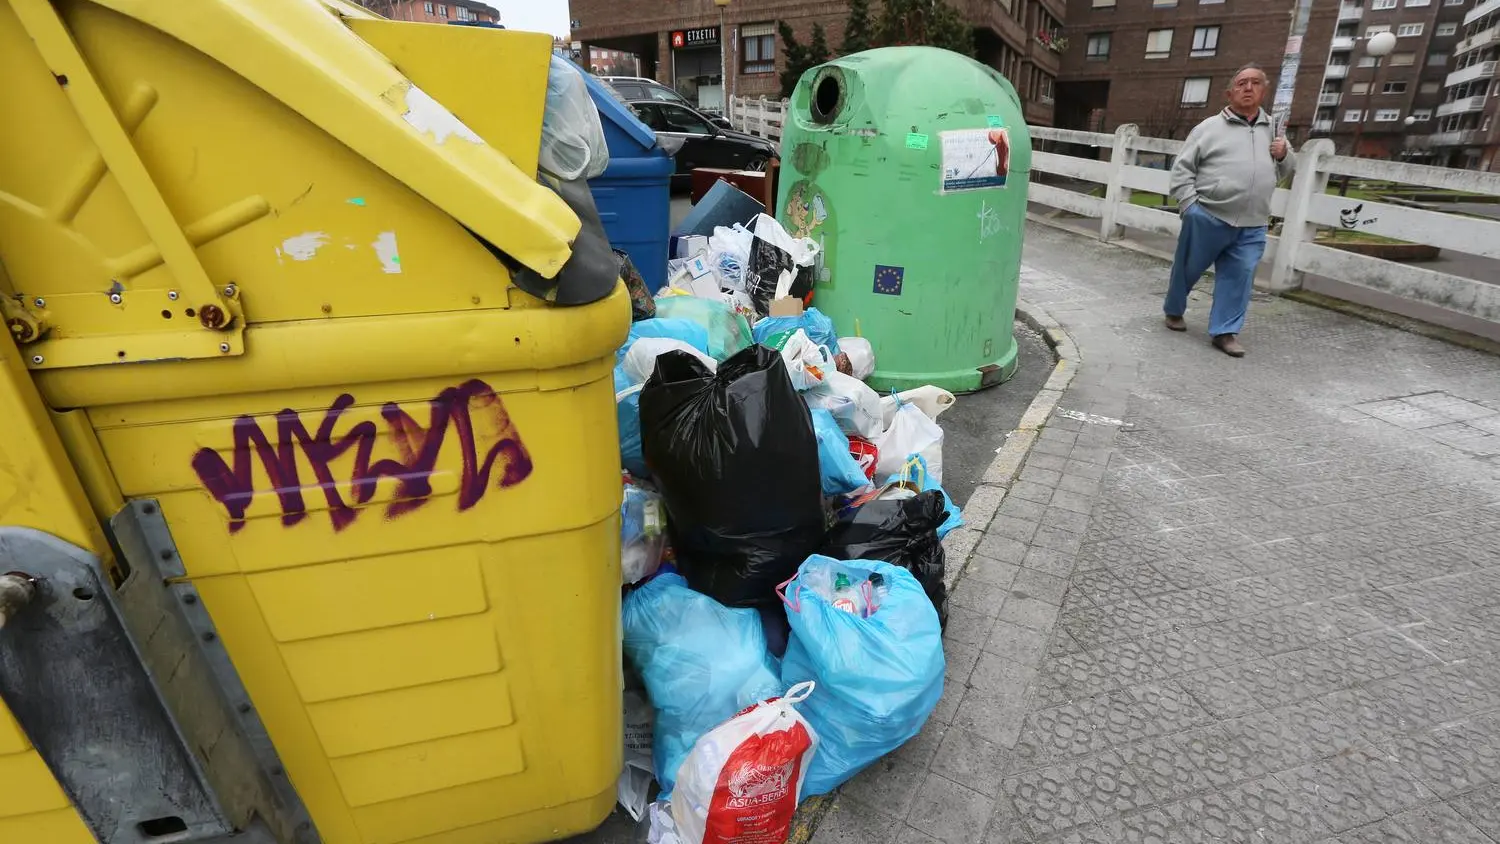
[1164,203,1267,337]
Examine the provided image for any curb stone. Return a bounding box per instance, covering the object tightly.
[940,301,1082,594]
[795,303,1080,843]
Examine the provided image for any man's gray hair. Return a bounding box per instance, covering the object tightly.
[1228,63,1269,88]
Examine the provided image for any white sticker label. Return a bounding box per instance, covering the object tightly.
[940,128,1011,193]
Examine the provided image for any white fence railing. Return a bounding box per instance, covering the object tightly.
[727,96,787,142]
[719,106,1500,328]
[1028,124,1500,327]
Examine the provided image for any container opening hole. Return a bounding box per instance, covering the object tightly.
[137,816,187,838]
[72,587,94,601]
[160,309,172,319]
[812,76,841,123]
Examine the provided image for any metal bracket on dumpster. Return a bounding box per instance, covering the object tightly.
[0,503,320,844]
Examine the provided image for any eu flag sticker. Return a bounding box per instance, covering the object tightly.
[873,264,905,296]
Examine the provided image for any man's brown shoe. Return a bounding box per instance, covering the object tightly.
[1212,334,1246,357]
[1164,315,1187,332]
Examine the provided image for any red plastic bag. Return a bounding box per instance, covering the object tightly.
[847,436,879,482]
[672,682,819,844]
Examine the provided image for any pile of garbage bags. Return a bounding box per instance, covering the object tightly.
[610,210,966,842]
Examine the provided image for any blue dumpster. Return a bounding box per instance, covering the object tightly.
[583,74,674,290]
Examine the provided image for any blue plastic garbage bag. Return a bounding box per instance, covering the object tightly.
[811,409,870,496]
[622,572,783,798]
[778,555,944,796]
[653,296,752,362]
[886,454,963,539]
[618,318,712,367]
[752,307,841,357]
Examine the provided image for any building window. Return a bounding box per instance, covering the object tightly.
[1351,81,1371,94]
[455,6,469,20]
[1153,0,1177,6]
[1389,52,1416,66]
[1421,80,1441,93]
[1374,109,1401,121]
[1199,0,1225,4]
[423,1,433,12]
[1436,22,1458,35]
[1191,25,1220,57]
[1396,22,1423,36]
[1444,0,1465,5]
[1145,28,1173,59]
[1358,56,1378,67]
[437,4,448,17]
[1344,109,1365,121]
[1092,0,1116,7]
[1365,24,1392,36]
[1370,0,1397,8]
[1086,33,1111,59]
[1404,0,1431,6]
[1382,80,1408,94]
[1428,52,1448,65]
[741,23,776,74]
[1411,108,1432,120]
[1181,76,1211,105]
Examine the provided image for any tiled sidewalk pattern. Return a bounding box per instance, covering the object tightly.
[813,223,1500,844]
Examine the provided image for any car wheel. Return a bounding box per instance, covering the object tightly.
[745,156,768,172]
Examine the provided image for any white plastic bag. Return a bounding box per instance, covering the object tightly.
[839,337,875,381]
[671,682,819,844]
[768,329,833,391]
[648,800,684,844]
[875,400,945,483]
[804,371,884,439]
[539,56,609,180]
[624,338,717,385]
[879,385,957,427]
[617,688,657,821]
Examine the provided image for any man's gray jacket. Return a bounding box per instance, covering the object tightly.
[1170,107,1296,228]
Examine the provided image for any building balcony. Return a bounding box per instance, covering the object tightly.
[1464,0,1500,28]
[1331,35,1356,51]
[1446,60,1498,88]
[1326,65,1349,79]
[1431,128,1487,145]
[1456,23,1500,55]
[1436,95,1489,116]
[1318,92,1342,107]
[1339,3,1363,20]
[1404,134,1433,149]
[1314,119,1335,133]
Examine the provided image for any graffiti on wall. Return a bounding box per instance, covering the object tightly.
[190,379,532,533]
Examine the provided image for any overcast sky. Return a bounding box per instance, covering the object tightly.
[490,0,570,36]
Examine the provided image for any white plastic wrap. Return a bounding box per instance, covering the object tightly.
[803,371,884,439]
[838,337,875,381]
[623,338,717,385]
[540,56,610,180]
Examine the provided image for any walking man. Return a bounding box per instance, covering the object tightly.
[1164,64,1294,357]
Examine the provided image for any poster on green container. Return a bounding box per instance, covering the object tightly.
[939,128,1011,193]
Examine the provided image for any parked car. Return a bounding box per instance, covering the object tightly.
[604,76,733,129]
[625,99,777,185]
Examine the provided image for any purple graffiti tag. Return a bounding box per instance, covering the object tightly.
[190,379,532,533]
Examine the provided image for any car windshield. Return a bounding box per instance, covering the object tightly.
[648,86,687,104]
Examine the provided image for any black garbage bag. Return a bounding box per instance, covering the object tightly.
[821,491,949,627]
[640,345,826,607]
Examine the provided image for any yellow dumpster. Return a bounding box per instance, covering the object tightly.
[0,1,628,842]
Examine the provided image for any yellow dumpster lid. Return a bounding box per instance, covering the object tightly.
[100,0,579,279]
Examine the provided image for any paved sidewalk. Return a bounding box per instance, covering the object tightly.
[813,222,1500,843]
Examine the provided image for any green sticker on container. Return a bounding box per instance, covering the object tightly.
[986,115,1004,128]
[905,132,930,150]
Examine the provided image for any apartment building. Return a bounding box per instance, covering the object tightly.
[356,0,499,24]
[1054,0,1318,140]
[570,0,1061,124]
[1435,0,1500,170]
[1308,0,1469,163]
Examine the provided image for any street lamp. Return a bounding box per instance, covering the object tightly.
[1342,30,1396,195]
[715,0,731,115]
